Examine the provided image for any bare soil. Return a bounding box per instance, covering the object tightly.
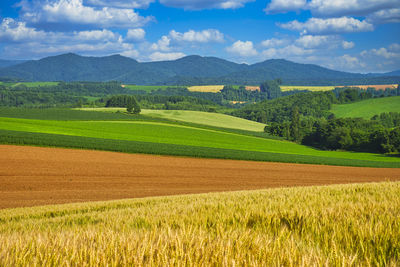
[1,145,399,209]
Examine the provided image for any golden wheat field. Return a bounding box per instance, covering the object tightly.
[187,85,225,92]
[280,86,336,92]
[1,182,399,266]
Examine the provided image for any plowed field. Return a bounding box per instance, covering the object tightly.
[1,145,399,209]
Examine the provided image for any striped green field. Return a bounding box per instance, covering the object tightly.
[331,96,400,119]
[1,182,399,266]
[1,114,400,167]
[80,108,266,132]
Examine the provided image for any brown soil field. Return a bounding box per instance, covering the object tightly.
[245,86,260,91]
[1,145,399,209]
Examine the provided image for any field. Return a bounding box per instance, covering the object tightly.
[187,85,224,92]
[123,84,186,92]
[1,178,399,265]
[2,145,400,209]
[280,85,336,92]
[0,82,60,87]
[331,96,400,119]
[336,84,398,90]
[81,108,266,132]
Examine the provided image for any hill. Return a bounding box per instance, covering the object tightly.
[0,53,399,85]
[331,96,400,119]
[1,181,399,265]
[82,108,266,132]
[0,59,26,69]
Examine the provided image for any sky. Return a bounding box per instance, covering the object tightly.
[0,0,399,73]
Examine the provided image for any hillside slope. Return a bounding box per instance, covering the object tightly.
[331,96,400,119]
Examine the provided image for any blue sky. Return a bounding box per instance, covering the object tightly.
[0,0,399,73]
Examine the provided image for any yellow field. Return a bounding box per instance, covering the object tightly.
[281,86,336,92]
[187,85,224,92]
[1,182,399,266]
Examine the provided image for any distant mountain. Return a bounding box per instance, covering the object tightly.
[0,59,26,68]
[0,53,398,85]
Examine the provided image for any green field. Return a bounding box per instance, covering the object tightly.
[123,84,186,92]
[1,182,399,265]
[331,96,400,119]
[1,109,400,167]
[81,108,266,132]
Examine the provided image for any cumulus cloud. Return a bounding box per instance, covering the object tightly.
[151,36,171,51]
[149,51,186,61]
[342,40,355,49]
[261,38,290,47]
[279,17,374,34]
[158,0,254,10]
[169,29,224,43]
[226,40,257,57]
[265,0,306,14]
[265,0,399,18]
[126,28,146,42]
[19,0,152,28]
[295,35,333,48]
[0,18,46,42]
[367,8,400,24]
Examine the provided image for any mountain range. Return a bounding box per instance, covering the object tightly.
[0,53,398,86]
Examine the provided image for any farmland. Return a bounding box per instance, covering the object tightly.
[187,85,225,92]
[80,108,266,132]
[1,178,399,265]
[280,85,335,92]
[123,84,186,92]
[331,96,400,119]
[1,109,400,167]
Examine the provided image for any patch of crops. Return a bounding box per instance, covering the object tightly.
[281,85,335,92]
[331,96,400,119]
[123,85,186,92]
[1,129,399,168]
[1,182,399,265]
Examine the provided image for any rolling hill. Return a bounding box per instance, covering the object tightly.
[0,53,399,85]
[331,96,400,119]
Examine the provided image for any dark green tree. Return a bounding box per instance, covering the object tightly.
[290,106,301,142]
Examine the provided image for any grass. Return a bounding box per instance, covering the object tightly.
[80,108,266,132]
[11,82,60,87]
[1,116,400,167]
[331,96,400,119]
[281,85,335,92]
[123,85,186,92]
[1,182,399,265]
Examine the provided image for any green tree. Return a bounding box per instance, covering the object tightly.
[290,106,301,142]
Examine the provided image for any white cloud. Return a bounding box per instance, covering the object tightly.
[159,0,255,10]
[75,29,119,41]
[261,38,290,47]
[366,47,400,59]
[342,40,355,49]
[19,0,152,28]
[126,28,146,42]
[279,17,374,34]
[262,44,313,58]
[226,40,257,57]
[295,35,332,48]
[265,0,306,14]
[84,0,154,9]
[307,0,399,17]
[0,18,46,42]
[265,0,400,18]
[169,29,224,43]
[151,36,171,51]
[149,52,186,61]
[367,8,400,24]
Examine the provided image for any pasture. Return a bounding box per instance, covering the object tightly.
[1,112,400,167]
[331,96,400,119]
[1,181,399,265]
[81,108,266,132]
